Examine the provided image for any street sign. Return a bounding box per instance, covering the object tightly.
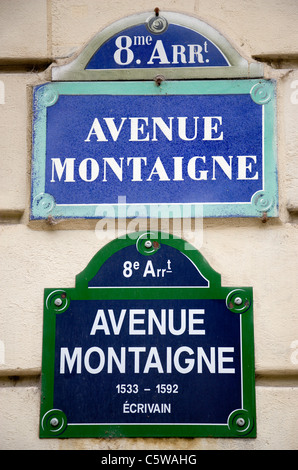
[52,11,263,81]
[31,79,278,220]
[40,231,256,438]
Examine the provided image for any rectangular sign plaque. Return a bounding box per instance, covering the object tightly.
[40,232,256,438]
[31,79,277,220]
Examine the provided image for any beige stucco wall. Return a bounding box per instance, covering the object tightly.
[0,0,298,450]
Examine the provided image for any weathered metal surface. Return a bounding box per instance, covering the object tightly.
[31,79,278,219]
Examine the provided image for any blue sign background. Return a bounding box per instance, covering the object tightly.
[52,242,241,426]
[32,80,277,219]
[53,298,241,425]
[45,93,263,205]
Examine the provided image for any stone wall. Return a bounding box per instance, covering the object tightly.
[0,0,297,450]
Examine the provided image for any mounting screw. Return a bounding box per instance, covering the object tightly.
[54,298,63,307]
[50,417,59,427]
[144,240,152,248]
[234,297,243,305]
[236,417,246,427]
[154,74,165,86]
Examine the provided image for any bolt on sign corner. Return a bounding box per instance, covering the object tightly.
[40,231,256,438]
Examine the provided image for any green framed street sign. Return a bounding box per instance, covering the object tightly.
[40,231,256,438]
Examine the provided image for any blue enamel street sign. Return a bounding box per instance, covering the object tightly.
[31,79,278,220]
[40,232,256,438]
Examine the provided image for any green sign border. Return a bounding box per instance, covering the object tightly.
[31,78,278,220]
[40,231,256,438]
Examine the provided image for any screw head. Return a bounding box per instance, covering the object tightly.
[54,298,63,307]
[50,417,59,427]
[234,297,243,305]
[236,417,246,427]
[144,240,152,248]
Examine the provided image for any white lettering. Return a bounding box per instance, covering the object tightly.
[103,157,123,181]
[189,309,205,334]
[129,117,149,141]
[168,309,186,335]
[147,40,170,65]
[50,155,259,183]
[108,309,127,335]
[59,345,236,375]
[107,347,126,373]
[197,347,216,373]
[79,158,99,182]
[51,158,75,182]
[203,116,223,140]
[128,347,146,373]
[237,155,259,180]
[218,347,235,373]
[212,156,233,180]
[123,402,171,414]
[127,157,147,181]
[143,347,164,373]
[114,36,134,65]
[173,156,184,181]
[147,156,170,181]
[90,309,110,335]
[84,118,108,142]
[148,309,166,335]
[188,44,204,64]
[90,309,127,335]
[104,117,127,141]
[84,346,105,374]
[143,260,155,277]
[129,309,146,335]
[188,156,208,180]
[60,347,82,373]
[152,117,173,141]
[174,346,195,373]
[172,44,187,64]
[178,116,200,141]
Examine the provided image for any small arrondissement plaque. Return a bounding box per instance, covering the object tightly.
[31,12,277,220]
